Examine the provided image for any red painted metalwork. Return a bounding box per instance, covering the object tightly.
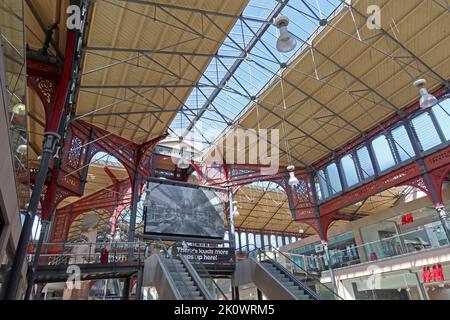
[27,58,60,128]
[50,178,132,243]
[42,119,166,220]
[314,86,449,168]
[424,145,450,205]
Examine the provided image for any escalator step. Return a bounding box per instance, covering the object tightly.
[294,294,311,300]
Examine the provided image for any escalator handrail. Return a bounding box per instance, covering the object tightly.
[157,239,195,300]
[179,256,213,300]
[261,245,343,300]
[242,244,342,300]
[154,254,183,300]
[174,241,229,300]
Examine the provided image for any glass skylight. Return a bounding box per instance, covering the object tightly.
[167,0,343,152]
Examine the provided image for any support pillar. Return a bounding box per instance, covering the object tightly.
[233,286,240,301]
[124,168,140,300]
[257,288,263,300]
[122,277,131,301]
[421,169,450,242]
[227,187,236,253]
[308,168,338,299]
[436,205,450,243]
[135,267,143,300]
[4,132,60,299]
[24,220,50,300]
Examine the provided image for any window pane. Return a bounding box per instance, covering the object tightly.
[285,236,290,245]
[411,113,442,151]
[340,155,359,187]
[277,235,283,247]
[432,99,450,140]
[372,135,396,171]
[223,231,229,248]
[356,146,374,179]
[240,232,247,250]
[235,234,240,249]
[263,234,269,248]
[317,170,329,199]
[248,233,255,248]
[270,235,277,248]
[255,234,262,248]
[391,125,415,161]
[291,236,297,243]
[326,163,342,194]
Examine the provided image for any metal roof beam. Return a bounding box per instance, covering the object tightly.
[181,0,291,137]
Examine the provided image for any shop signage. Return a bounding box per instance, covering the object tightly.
[422,264,445,283]
[401,213,414,225]
[172,244,234,265]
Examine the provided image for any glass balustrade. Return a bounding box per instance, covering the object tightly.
[285,224,449,274]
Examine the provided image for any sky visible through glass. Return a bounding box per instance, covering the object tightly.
[167,0,343,151]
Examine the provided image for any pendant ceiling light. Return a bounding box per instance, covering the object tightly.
[274,15,297,53]
[12,102,26,115]
[177,146,190,169]
[142,187,152,207]
[413,79,438,110]
[16,144,27,155]
[287,165,299,187]
[232,201,240,217]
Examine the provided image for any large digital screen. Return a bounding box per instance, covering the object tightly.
[143,181,225,239]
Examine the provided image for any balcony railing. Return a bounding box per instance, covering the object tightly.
[286,223,450,274]
[27,241,148,266]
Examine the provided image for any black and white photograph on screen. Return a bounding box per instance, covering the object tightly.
[143,182,225,239]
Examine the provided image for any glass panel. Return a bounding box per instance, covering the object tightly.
[255,234,262,248]
[1,0,30,213]
[277,235,283,247]
[270,235,277,248]
[263,234,269,248]
[340,155,359,187]
[372,135,396,171]
[291,236,297,243]
[326,163,342,194]
[411,113,442,151]
[240,232,247,250]
[285,236,290,245]
[247,233,255,249]
[356,146,374,179]
[317,170,329,199]
[432,99,450,140]
[341,270,425,300]
[391,125,415,161]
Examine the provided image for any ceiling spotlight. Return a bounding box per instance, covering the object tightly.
[274,15,297,53]
[287,165,299,186]
[413,79,438,110]
[12,103,26,116]
[299,228,305,234]
[16,144,27,155]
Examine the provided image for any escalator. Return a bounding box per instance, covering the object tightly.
[143,252,216,300]
[235,245,342,300]
[248,256,318,300]
[162,256,210,300]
